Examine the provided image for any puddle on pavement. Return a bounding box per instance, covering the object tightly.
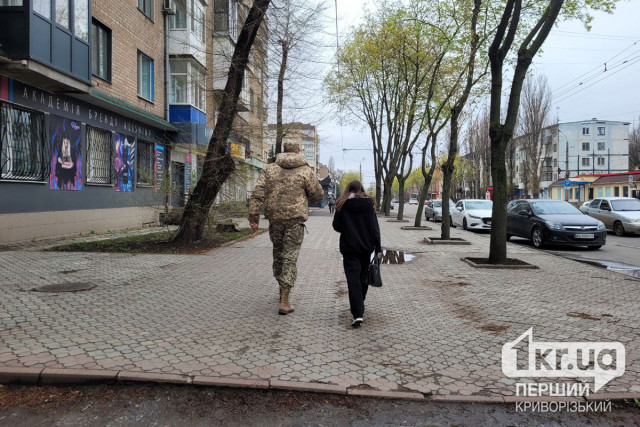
[577,259,640,279]
[380,250,415,264]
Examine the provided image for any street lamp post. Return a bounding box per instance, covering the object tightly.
[359,157,365,182]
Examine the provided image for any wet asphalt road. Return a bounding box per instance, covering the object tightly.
[1,384,639,427]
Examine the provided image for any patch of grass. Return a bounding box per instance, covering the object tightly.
[48,228,262,255]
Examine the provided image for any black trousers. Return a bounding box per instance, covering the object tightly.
[342,252,370,319]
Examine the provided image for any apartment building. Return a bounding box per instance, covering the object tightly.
[266,122,319,177]
[512,119,630,198]
[211,0,269,204]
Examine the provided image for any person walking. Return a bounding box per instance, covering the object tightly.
[328,194,336,214]
[249,141,324,315]
[332,180,382,327]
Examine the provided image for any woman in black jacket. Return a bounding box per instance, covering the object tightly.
[332,180,382,327]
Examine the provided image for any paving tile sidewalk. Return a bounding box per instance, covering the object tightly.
[0,210,638,400]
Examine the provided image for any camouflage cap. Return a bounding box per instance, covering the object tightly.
[283,141,301,152]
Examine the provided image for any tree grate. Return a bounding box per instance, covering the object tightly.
[31,282,96,293]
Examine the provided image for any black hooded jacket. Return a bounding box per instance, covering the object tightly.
[332,196,382,255]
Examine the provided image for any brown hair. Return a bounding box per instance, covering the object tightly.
[335,180,376,211]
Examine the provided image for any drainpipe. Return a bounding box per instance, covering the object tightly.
[164,11,171,217]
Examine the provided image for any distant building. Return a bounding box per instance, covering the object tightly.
[266,122,319,176]
[512,119,630,198]
[549,171,640,203]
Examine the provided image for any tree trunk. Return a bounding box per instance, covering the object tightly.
[488,135,508,263]
[383,177,394,216]
[174,0,270,243]
[275,42,288,155]
[397,178,405,220]
[441,111,460,240]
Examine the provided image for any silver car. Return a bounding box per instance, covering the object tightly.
[581,197,640,236]
[424,199,456,222]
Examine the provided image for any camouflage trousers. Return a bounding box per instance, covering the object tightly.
[269,221,305,290]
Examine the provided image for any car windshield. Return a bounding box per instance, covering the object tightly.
[433,201,441,207]
[611,199,640,211]
[466,201,492,210]
[530,201,581,215]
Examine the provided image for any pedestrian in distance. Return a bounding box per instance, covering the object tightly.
[249,141,324,315]
[328,194,336,214]
[332,180,382,327]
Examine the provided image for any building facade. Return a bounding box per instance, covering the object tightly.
[0,0,268,244]
[266,122,319,177]
[512,119,630,198]
[549,171,640,203]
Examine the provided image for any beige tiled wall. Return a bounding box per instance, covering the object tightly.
[0,207,159,245]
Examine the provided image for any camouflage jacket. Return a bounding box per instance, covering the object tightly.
[248,153,324,225]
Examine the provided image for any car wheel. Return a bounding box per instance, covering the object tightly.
[614,221,625,237]
[463,218,468,230]
[588,245,602,250]
[531,227,544,248]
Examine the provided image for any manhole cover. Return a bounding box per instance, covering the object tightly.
[31,282,96,292]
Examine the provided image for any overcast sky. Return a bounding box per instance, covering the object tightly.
[307,0,640,184]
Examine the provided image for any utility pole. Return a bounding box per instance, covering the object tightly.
[565,134,569,179]
[592,149,595,174]
[608,149,611,174]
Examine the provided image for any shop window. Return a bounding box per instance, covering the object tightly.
[91,19,111,81]
[170,0,187,29]
[623,186,629,197]
[614,186,620,197]
[137,141,154,185]
[138,0,153,20]
[0,102,48,181]
[86,125,112,184]
[138,51,154,101]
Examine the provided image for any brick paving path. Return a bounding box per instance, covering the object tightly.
[0,210,638,399]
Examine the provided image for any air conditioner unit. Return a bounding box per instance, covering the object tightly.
[162,0,176,15]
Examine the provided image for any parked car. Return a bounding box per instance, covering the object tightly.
[579,200,592,214]
[424,199,456,222]
[452,199,493,230]
[408,196,419,205]
[581,197,640,236]
[506,199,606,249]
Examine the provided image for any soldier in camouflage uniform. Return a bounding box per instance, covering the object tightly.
[248,141,324,315]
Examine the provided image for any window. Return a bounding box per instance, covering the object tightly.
[191,0,205,43]
[582,157,590,166]
[553,143,557,152]
[74,0,88,42]
[582,142,590,151]
[589,199,601,208]
[598,187,603,197]
[553,159,557,167]
[192,65,206,111]
[86,126,112,184]
[582,127,589,135]
[213,0,237,39]
[597,127,605,135]
[600,200,610,210]
[170,0,187,28]
[138,51,154,101]
[0,102,48,181]
[249,88,254,112]
[91,19,111,81]
[33,0,50,18]
[605,187,611,197]
[137,140,154,185]
[56,0,69,28]
[138,0,153,19]
[170,60,187,103]
[0,1,23,5]
[597,157,605,166]
[614,186,620,197]
[597,142,605,151]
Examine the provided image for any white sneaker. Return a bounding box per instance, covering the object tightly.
[351,317,363,328]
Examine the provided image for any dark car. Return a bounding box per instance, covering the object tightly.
[506,199,606,249]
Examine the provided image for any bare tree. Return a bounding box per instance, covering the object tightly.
[269,0,328,156]
[517,73,552,198]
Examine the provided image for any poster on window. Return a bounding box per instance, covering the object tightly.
[49,115,82,191]
[154,143,165,193]
[115,133,135,192]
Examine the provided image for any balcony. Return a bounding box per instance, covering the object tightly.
[0,1,91,93]
[211,37,249,111]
